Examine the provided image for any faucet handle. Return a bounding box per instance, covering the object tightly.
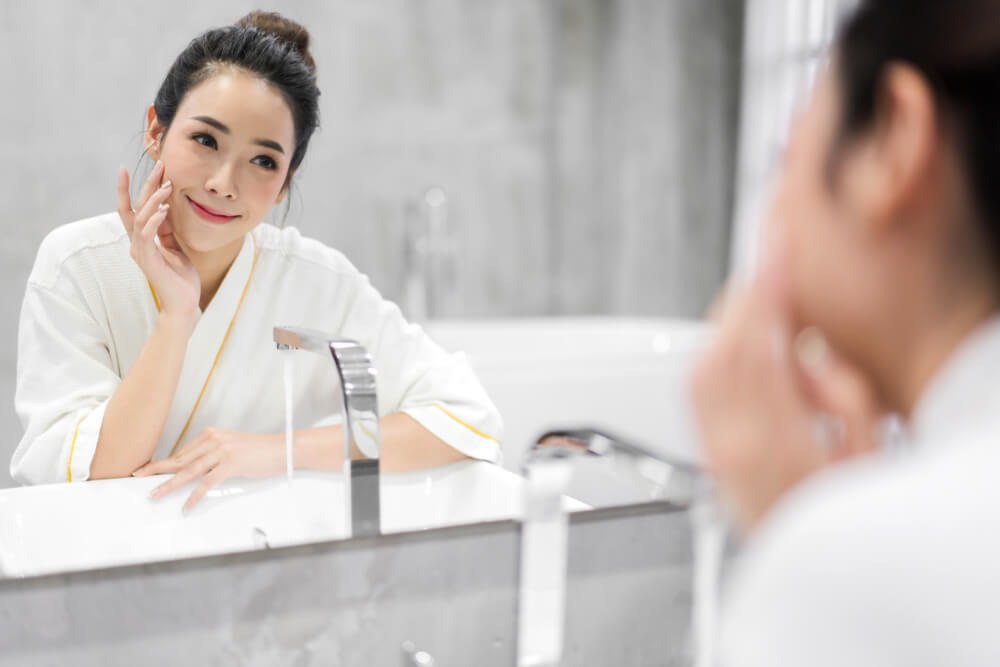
[328,339,379,459]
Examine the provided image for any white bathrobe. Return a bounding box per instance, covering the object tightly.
[11,213,502,485]
[720,317,1000,666]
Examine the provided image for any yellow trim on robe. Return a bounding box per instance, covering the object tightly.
[359,420,376,442]
[168,234,259,456]
[148,280,161,312]
[66,415,85,482]
[433,403,500,443]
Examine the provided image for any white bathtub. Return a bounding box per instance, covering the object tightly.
[0,317,705,577]
[424,317,710,475]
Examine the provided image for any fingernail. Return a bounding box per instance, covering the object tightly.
[795,326,829,374]
[158,202,170,211]
[161,180,172,190]
[156,160,164,169]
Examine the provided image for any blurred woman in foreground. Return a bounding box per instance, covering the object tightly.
[693,1,1000,664]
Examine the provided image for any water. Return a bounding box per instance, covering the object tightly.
[283,352,294,486]
[690,493,726,667]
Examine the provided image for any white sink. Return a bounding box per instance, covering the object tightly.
[0,461,587,578]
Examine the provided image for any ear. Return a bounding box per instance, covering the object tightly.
[144,105,165,161]
[843,64,938,237]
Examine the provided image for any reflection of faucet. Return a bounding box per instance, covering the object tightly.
[517,428,711,667]
[403,187,458,321]
[528,428,700,507]
[273,326,381,537]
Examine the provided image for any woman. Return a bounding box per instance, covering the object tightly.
[693,0,1000,664]
[11,12,502,510]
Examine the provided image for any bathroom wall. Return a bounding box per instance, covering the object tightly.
[0,1,743,488]
[730,0,857,272]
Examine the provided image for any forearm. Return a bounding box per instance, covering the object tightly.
[295,413,468,472]
[90,313,194,479]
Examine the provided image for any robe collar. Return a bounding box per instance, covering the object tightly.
[910,315,1000,449]
[157,231,258,458]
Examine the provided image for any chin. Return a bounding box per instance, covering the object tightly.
[173,221,242,256]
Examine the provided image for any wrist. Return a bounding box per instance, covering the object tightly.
[155,309,198,338]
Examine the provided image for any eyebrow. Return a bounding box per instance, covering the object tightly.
[191,115,286,154]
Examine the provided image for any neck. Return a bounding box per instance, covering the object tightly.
[177,234,247,312]
[873,284,998,419]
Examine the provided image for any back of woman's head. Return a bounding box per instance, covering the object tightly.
[152,11,320,180]
[835,0,1000,267]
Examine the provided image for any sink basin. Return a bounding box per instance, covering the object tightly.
[0,461,587,578]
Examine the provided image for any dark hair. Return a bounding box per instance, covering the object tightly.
[834,0,1000,267]
[151,11,320,187]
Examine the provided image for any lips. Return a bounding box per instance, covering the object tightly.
[186,196,239,224]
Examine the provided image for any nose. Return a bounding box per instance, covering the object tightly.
[204,160,239,200]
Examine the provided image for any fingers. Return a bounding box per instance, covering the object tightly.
[133,434,211,477]
[132,459,168,477]
[800,346,883,459]
[135,180,173,239]
[134,452,184,477]
[124,162,171,270]
[174,429,214,460]
[183,470,224,512]
[134,160,165,217]
[130,188,173,271]
[133,451,185,477]
[157,215,181,250]
[149,451,220,500]
[116,167,134,233]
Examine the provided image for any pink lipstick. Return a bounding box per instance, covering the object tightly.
[186,196,238,224]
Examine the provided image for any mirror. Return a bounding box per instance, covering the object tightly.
[0,0,740,579]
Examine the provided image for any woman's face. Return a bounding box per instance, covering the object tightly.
[767,63,885,367]
[148,70,296,256]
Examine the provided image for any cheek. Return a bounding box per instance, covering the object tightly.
[159,140,205,183]
[770,157,842,328]
[249,172,287,208]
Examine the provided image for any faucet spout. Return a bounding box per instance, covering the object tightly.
[274,326,381,537]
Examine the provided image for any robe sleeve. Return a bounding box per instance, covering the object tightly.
[11,280,118,484]
[336,272,503,464]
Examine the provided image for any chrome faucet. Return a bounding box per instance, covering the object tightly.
[274,326,381,537]
[527,427,700,507]
[517,428,717,667]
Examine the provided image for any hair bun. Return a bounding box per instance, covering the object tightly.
[237,11,315,72]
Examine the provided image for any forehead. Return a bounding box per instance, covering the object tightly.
[175,69,295,146]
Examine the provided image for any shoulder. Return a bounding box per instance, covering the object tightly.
[30,213,128,289]
[722,438,1000,663]
[253,224,363,279]
[745,434,1000,567]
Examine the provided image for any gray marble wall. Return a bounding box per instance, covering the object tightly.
[0,1,743,488]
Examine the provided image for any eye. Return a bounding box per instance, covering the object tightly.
[252,155,278,170]
[191,133,217,149]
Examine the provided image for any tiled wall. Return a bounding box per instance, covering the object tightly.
[0,0,743,488]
